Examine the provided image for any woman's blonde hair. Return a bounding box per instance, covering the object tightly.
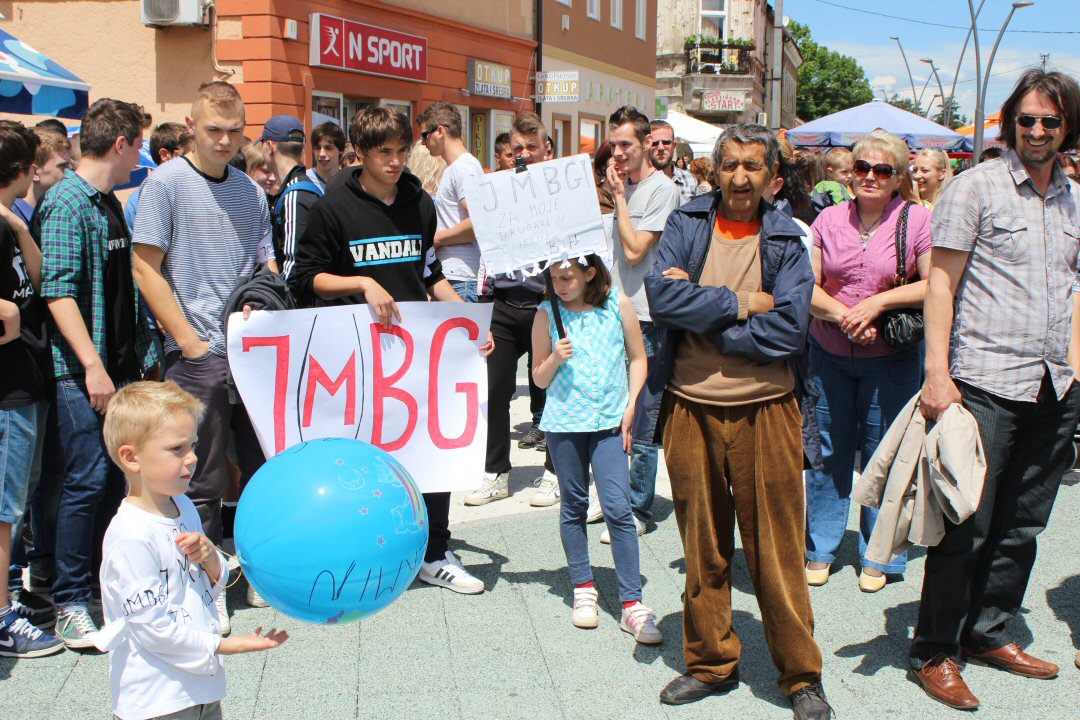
[912,148,953,205]
[242,143,269,178]
[852,129,914,201]
[408,140,447,198]
[103,381,205,465]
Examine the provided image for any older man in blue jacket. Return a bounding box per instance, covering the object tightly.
[644,124,831,720]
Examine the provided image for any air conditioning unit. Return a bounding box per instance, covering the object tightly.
[142,0,209,27]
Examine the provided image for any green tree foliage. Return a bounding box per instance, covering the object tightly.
[931,97,969,130]
[789,20,875,121]
[887,94,920,114]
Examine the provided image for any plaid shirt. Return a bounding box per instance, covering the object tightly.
[37,171,160,379]
[933,149,1080,402]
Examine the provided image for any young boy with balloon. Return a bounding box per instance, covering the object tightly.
[94,381,287,720]
[531,254,662,643]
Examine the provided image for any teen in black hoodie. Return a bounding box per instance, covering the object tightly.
[289,107,491,596]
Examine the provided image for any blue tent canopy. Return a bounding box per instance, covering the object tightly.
[0,28,89,119]
[787,100,972,152]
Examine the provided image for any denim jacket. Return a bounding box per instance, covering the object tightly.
[637,191,824,471]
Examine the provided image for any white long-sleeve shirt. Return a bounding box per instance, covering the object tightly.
[94,496,229,720]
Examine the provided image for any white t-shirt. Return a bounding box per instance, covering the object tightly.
[434,152,485,281]
[612,170,679,321]
[95,496,229,720]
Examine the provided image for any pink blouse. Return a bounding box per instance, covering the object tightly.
[810,195,933,357]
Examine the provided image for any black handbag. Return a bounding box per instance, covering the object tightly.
[881,201,924,349]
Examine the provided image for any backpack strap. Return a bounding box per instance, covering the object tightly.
[273,179,323,216]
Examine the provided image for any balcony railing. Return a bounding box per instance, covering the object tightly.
[684,40,754,75]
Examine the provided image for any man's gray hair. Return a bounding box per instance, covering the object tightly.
[712,123,779,173]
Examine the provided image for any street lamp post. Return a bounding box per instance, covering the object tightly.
[970,1,1034,161]
[946,0,985,132]
[890,36,920,114]
[921,58,947,122]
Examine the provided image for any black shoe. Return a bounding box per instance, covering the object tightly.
[535,435,547,452]
[518,425,544,449]
[791,682,833,720]
[660,671,739,705]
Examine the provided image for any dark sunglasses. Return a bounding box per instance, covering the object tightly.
[1017,114,1063,129]
[852,159,896,180]
[420,125,442,141]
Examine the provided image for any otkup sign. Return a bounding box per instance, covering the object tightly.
[535,71,579,102]
[227,302,491,493]
[309,13,427,83]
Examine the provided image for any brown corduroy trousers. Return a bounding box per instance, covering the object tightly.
[663,392,822,696]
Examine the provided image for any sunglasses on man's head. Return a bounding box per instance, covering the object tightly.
[1017,114,1063,130]
[852,159,896,180]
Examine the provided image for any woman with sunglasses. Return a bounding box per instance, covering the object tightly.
[804,129,933,593]
[911,149,953,210]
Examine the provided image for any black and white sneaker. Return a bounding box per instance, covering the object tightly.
[518,425,544,449]
[417,551,485,594]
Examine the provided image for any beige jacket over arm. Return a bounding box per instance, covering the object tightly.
[852,394,987,567]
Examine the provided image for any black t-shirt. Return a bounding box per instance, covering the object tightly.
[100,192,140,383]
[0,218,48,406]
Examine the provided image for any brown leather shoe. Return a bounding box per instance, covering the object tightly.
[964,642,1059,679]
[909,655,980,710]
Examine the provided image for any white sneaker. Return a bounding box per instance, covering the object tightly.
[417,551,485,594]
[600,516,646,545]
[55,607,98,650]
[464,472,509,506]
[586,492,604,523]
[620,602,663,644]
[530,471,560,507]
[215,592,232,637]
[572,586,599,629]
[245,582,269,608]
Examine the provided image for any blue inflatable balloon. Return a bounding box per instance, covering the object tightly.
[235,438,428,624]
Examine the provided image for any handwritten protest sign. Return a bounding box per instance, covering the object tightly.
[227,302,492,493]
[463,154,606,277]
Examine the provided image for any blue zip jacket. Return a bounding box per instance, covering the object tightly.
[636,191,824,471]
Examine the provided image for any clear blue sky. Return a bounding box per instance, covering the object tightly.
[783,0,1080,123]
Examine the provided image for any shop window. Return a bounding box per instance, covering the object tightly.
[381,100,412,125]
[313,93,343,127]
[611,0,622,29]
[579,117,603,155]
[701,0,726,40]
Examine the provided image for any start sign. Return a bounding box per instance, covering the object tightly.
[310,13,427,83]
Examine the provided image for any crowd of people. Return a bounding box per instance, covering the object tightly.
[0,66,1077,720]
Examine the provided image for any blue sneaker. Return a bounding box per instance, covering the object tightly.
[11,589,56,629]
[0,612,65,658]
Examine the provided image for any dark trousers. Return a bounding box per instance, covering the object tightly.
[485,298,550,474]
[52,379,125,608]
[165,352,265,545]
[664,392,822,696]
[423,491,451,562]
[910,374,1080,667]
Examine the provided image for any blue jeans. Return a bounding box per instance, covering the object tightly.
[805,339,921,574]
[0,402,42,525]
[8,401,51,591]
[629,321,662,522]
[52,379,125,609]
[547,429,642,603]
[448,279,478,303]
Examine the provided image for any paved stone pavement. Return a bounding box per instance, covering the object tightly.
[5,378,1080,719]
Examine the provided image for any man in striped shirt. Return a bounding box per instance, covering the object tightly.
[132,81,276,628]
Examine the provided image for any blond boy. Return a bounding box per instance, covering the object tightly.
[94,381,286,720]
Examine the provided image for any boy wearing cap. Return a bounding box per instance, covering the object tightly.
[131,82,276,630]
[262,115,322,281]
